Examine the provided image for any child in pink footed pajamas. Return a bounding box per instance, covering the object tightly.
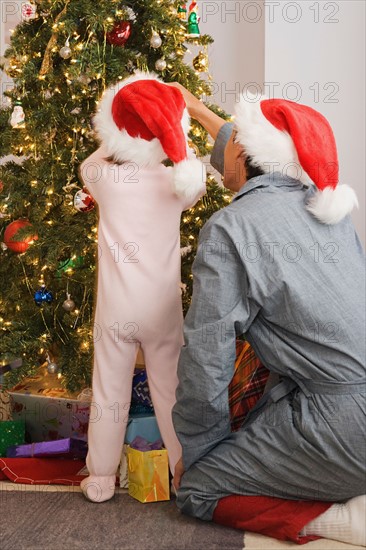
[79,72,206,503]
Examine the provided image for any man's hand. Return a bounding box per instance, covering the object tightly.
[173,457,185,491]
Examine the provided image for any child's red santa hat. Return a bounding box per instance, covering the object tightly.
[234,93,358,224]
[93,71,206,202]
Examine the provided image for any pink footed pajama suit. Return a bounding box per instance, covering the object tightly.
[79,72,206,502]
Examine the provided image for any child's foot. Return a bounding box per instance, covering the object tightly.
[80,475,116,503]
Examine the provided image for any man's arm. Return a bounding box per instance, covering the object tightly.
[172,216,253,471]
[210,122,233,176]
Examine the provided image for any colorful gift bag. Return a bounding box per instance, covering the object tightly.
[0,420,25,456]
[229,341,270,432]
[127,443,169,503]
[119,443,129,489]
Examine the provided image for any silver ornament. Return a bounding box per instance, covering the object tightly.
[47,361,58,374]
[155,58,166,71]
[124,6,136,21]
[77,73,91,85]
[150,33,162,49]
[63,293,75,312]
[59,39,72,59]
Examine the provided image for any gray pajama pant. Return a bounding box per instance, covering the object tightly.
[176,375,366,521]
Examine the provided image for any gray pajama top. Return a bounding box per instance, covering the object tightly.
[172,123,366,513]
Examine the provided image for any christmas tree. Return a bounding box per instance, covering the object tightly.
[0,0,231,392]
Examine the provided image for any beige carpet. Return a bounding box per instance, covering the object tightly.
[0,481,363,550]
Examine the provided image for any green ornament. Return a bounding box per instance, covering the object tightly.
[187,2,200,37]
[178,3,187,20]
[56,256,84,278]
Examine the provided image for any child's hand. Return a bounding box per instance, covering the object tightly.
[165,82,203,120]
[173,456,185,491]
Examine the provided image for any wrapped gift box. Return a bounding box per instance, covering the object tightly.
[8,366,91,443]
[1,356,23,421]
[0,420,25,456]
[125,413,161,445]
[127,438,169,503]
[0,391,11,422]
[6,437,88,459]
[9,359,161,448]
[130,368,154,415]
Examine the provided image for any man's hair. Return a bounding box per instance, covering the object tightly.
[245,155,265,181]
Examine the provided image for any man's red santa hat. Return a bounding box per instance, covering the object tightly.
[234,94,358,224]
[93,71,205,202]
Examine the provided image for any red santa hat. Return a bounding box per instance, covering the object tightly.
[234,94,358,224]
[93,71,205,203]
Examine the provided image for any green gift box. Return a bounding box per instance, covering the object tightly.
[0,420,25,456]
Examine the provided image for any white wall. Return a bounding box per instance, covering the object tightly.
[264,0,365,244]
[198,0,265,114]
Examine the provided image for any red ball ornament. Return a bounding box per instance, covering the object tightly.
[106,20,132,47]
[74,187,95,213]
[0,181,3,193]
[4,219,38,253]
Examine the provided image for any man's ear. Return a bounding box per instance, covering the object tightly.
[235,146,247,184]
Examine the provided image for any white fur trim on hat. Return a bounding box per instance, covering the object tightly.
[234,92,310,185]
[306,184,358,225]
[173,157,206,202]
[93,71,191,168]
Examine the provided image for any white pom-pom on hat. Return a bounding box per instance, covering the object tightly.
[306,184,359,225]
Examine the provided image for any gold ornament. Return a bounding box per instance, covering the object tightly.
[5,57,22,78]
[188,139,200,157]
[193,51,209,72]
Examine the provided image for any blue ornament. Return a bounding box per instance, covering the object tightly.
[34,285,53,306]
